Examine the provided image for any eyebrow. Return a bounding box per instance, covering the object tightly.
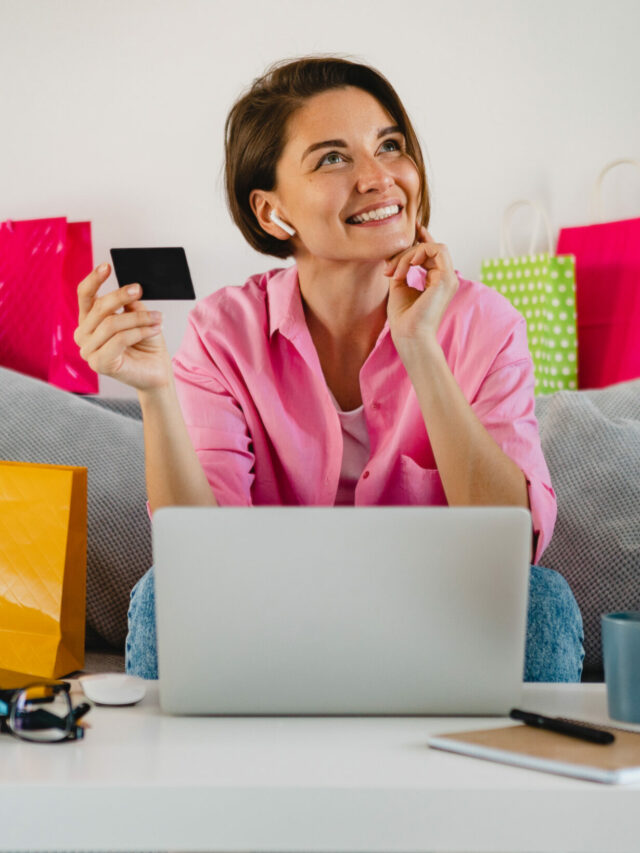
[300,125,403,164]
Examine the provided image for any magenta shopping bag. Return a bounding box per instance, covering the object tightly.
[0,217,98,393]
[556,159,640,389]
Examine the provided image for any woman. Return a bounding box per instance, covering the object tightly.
[75,55,584,681]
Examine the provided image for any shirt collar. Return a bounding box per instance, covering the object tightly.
[267,264,305,341]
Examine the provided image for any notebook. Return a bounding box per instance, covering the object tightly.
[152,506,532,715]
[429,721,640,784]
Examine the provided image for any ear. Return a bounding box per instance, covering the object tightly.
[250,190,293,240]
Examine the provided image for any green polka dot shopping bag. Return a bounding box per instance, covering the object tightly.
[480,200,578,395]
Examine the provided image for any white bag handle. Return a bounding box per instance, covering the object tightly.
[499,199,554,258]
[589,158,640,223]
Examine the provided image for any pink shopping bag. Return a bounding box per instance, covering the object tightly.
[0,217,99,393]
[556,159,640,389]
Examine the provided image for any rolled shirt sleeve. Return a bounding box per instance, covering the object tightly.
[469,316,557,564]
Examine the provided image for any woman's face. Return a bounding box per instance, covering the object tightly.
[266,86,422,262]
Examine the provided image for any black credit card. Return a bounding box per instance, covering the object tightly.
[109,247,196,300]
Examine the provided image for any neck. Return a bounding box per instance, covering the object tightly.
[296,255,389,355]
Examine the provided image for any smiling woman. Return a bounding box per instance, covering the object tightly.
[223,56,430,260]
[73,53,584,684]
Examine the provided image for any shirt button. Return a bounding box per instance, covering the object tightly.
[362,470,370,479]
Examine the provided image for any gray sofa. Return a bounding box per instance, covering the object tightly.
[1,365,639,681]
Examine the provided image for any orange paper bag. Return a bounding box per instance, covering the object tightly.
[0,460,87,681]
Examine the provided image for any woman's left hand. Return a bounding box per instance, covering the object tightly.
[384,223,459,354]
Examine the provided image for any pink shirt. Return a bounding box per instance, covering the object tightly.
[171,263,556,563]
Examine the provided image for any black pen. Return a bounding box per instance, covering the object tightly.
[509,708,615,745]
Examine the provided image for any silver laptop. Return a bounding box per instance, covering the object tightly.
[153,506,531,715]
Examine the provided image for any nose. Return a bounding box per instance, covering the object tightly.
[354,154,395,193]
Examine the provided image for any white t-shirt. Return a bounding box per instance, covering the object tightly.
[328,389,371,505]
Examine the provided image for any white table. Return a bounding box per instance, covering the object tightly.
[2,682,639,853]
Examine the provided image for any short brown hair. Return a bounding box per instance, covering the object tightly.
[223,54,430,259]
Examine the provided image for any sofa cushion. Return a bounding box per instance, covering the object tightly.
[535,378,640,678]
[0,366,149,651]
[79,650,126,674]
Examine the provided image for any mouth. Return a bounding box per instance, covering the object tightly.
[346,204,404,227]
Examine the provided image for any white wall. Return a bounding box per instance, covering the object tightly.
[2,0,639,397]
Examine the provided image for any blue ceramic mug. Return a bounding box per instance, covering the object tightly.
[602,612,640,724]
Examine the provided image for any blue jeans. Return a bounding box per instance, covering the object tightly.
[126,564,585,682]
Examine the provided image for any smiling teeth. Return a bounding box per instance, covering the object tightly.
[350,205,400,224]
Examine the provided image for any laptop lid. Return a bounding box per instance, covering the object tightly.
[153,506,531,715]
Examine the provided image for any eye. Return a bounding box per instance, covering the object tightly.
[318,151,345,167]
[315,138,403,168]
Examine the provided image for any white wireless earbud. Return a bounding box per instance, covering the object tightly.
[269,210,296,237]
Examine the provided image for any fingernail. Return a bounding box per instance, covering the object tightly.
[150,311,162,322]
[127,284,140,295]
[97,263,108,273]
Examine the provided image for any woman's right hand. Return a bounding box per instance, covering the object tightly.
[74,263,172,391]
